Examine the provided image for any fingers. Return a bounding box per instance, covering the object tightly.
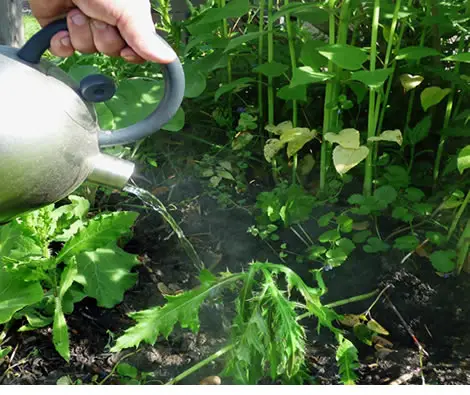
[90,19,126,57]
[67,10,96,54]
[50,30,75,58]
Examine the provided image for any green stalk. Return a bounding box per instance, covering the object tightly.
[285,0,298,184]
[456,219,470,275]
[448,189,470,242]
[267,0,274,125]
[219,0,232,113]
[320,0,337,193]
[433,35,465,186]
[258,0,265,128]
[363,0,381,197]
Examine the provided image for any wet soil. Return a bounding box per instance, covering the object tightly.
[1,175,470,385]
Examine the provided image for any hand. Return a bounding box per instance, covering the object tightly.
[28,0,176,64]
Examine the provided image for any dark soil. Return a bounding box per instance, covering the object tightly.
[1,174,470,385]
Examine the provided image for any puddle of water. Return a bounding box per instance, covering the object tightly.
[124,184,204,270]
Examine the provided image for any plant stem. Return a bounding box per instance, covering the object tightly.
[285,0,298,184]
[320,0,337,193]
[363,0,381,197]
[267,0,274,125]
[433,35,465,187]
[447,189,470,242]
[165,344,234,385]
[258,0,265,129]
[220,0,232,113]
[456,219,470,275]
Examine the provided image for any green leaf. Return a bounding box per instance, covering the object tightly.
[56,211,139,263]
[111,271,224,351]
[368,130,403,146]
[300,40,329,69]
[337,215,353,233]
[324,129,360,149]
[332,146,369,175]
[0,346,12,360]
[350,69,393,89]
[383,166,409,189]
[318,212,335,227]
[430,250,456,273]
[399,74,424,92]
[363,237,390,253]
[457,145,470,174]
[407,116,432,146]
[353,323,373,346]
[367,319,389,335]
[264,138,284,163]
[317,44,368,71]
[353,230,372,244]
[67,65,100,83]
[426,232,446,246]
[225,32,264,52]
[280,128,317,157]
[405,187,425,202]
[276,85,307,101]
[420,86,452,112]
[117,363,139,379]
[215,77,255,101]
[393,235,420,251]
[183,66,206,98]
[196,0,250,25]
[273,3,327,21]
[326,247,348,267]
[319,229,341,243]
[336,238,356,255]
[308,246,327,259]
[290,67,334,88]
[396,46,441,61]
[0,269,43,324]
[53,298,69,361]
[253,62,289,77]
[373,185,397,205]
[442,53,470,63]
[392,206,414,222]
[75,244,139,308]
[336,335,359,385]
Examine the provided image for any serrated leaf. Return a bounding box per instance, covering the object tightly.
[215,78,255,101]
[367,319,389,335]
[0,269,43,324]
[317,44,368,71]
[457,145,470,174]
[336,335,359,385]
[290,67,334,88]
[368,130,402,146]
[420,87,452,112]
[56,211,139,263]
[350,69,393,89]
[399,74,424,92]
[264,138,284,163]
[396,46,441,61]
[111,272,228,351]
[253,62,289,77]
[332,146,369,175]
[74,243,139,308]
[442,53,470,63]
[324,129,360,149]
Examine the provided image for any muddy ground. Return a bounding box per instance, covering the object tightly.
[1,170,470,385]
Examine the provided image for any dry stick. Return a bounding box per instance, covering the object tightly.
[384,294,429,357]
[389,367,422,385]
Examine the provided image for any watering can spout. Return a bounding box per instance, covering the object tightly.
[87,153,135,189]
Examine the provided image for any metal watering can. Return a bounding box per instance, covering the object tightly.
[0,19,185,224]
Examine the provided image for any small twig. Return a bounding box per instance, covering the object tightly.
[389,367,422,385]
[384,294,429,357]
[401,239,429,264]
[363,284,391,317]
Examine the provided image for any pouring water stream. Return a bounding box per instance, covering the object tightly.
[124,184,204,270]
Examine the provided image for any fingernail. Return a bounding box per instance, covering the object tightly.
[71,13,87,26]
[92,20,107,30]
[60,36,72,47]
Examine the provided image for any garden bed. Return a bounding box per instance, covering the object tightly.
[1,171,469,385]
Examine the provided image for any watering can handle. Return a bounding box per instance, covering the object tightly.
[17,18,185,148]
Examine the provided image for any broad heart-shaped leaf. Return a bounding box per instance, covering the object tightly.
[430,250,456,273]
[400,74,424,92]
[350,69,393,89]
[215,77,255,101]
[317,44,368,71]
[420,86,452,111]
[396,46,441,61]
[368,130,403,146]
[300,39,329,69]
[336,335,359,385]
[74,243,139,308]
[457,145,470,174]
[0,269,43,324]
[224,32,264,52]
[264,138,285,163]
[111,270,224,351]
[280,128,317,157]
[290,67,334,88]
[443,53,470,63]
[55,211,139,264]
[96,78,185,132]
[195,0,250,25]
[253,62,289,77]
[331,146,369,175]
[276,85,307,101]
[324,128,361,149]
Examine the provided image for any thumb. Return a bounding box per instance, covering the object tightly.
[116,10,176,64]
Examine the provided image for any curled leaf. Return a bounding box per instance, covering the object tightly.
[281,128,317,157]
[367,319,390,335]
[265,121,293,135]
[368,130,403,146]
[264,138,284,163]
[324,128,361,149]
